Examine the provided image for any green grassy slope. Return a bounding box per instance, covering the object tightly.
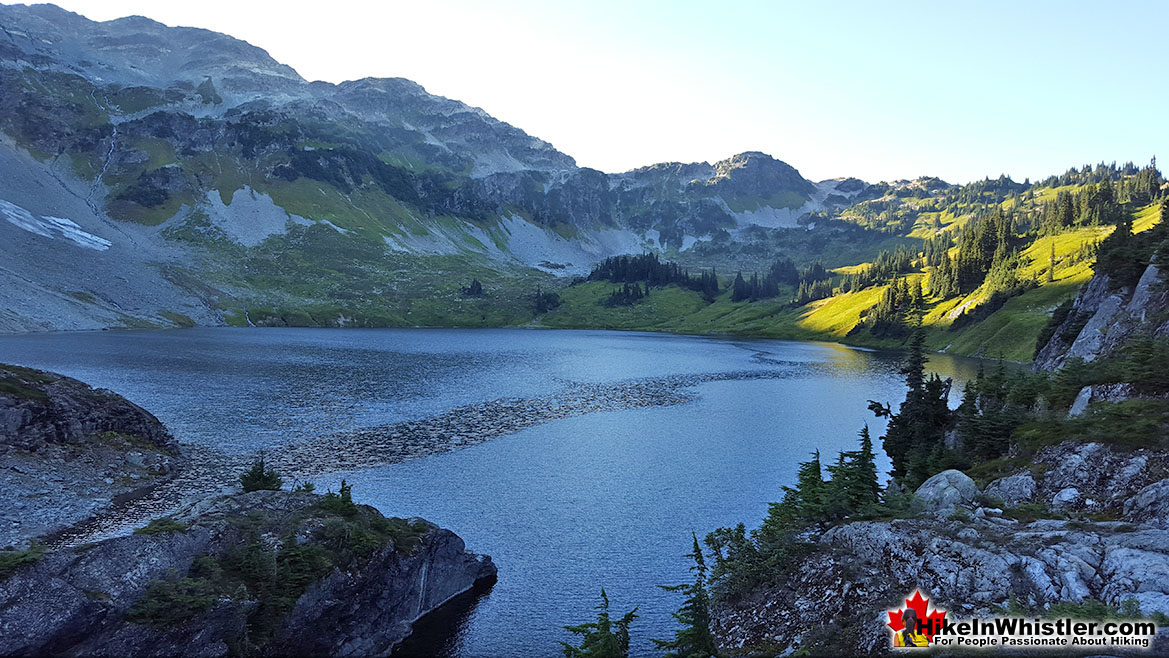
[539,199,1162,361]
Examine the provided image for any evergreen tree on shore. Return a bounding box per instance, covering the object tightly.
[240,452,282,492]
[840,426,880,509]
[562,589,638,658]
[654,534,718,658]
[869,328,955,485]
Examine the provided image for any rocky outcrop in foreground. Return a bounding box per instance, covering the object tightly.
[0,364,181,547]
[0,490,497,657]
[713,447,1169,655]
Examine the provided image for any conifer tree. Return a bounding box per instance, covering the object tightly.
[562,589,638,658]
[901,329,927,395]
[731,272,751,302]
[846,426,880,508]
[780,450,828,526]
[654,533,718,658]
[822,452,853,522]
[870,328,955,484]
[240,452,282,492]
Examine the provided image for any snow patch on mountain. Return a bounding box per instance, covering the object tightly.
[320,220,349,234]
[0,199,111,250]
[381,228,462,256]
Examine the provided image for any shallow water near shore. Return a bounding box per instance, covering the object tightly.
[0,327,994,656]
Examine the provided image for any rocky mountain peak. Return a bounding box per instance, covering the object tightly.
[706,151,815,197]
[0,2,305,94]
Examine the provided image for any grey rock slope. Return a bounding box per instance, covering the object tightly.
[1034,264,1169,370]
[0,489,497,657]
[717,519,1169,655]
[1,363,180,547]
[0,132,224,332]
[714,441,1169,655]
[0,3,893,332]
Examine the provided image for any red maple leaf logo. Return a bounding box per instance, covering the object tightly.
[887,590,947,641]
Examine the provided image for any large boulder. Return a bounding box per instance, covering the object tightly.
[985,473,1037,507]
[1068,386,1093,417]
[914,469,979,512]
[713,516,1169,655]
[0,364,175,453]
[1031,442,1162,513]
[1035,264,1169,370]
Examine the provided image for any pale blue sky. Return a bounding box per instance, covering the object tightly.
[49,0,1169,183]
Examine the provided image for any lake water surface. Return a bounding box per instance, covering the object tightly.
[0,328,990,656]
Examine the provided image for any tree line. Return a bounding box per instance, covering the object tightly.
[587,254,719,299]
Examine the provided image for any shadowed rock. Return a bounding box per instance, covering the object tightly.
[0,490,496,657]
[1,364,182,547]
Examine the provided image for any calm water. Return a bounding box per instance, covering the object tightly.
[0,328,990,656]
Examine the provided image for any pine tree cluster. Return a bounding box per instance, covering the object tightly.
[728,258,832,304]
[1096,202,1169,289]
[702,427,881,598]
[605,283,649,307]
[587,253,719,298]
[863,277,923,338]
[533,286,562,313]
[839,246,917,293]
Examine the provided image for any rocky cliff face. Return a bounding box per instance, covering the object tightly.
[1034,264,1169,371]
[1,364,180,547]
[0,490,497,657]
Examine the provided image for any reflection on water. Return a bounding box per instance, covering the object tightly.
[393,579,496,657]
[0,328,1002,656]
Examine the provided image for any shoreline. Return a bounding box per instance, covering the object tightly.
[43,367,813,547]
[0,323,1025,364]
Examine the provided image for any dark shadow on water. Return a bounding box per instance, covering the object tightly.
[393,576,497,657]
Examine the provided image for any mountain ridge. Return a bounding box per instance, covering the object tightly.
[0,2,1161,366]
[0,1,864,333]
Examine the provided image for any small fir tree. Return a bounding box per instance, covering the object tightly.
[562,589,638,658]
[240,452,282,492]
[653,534,718,658]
